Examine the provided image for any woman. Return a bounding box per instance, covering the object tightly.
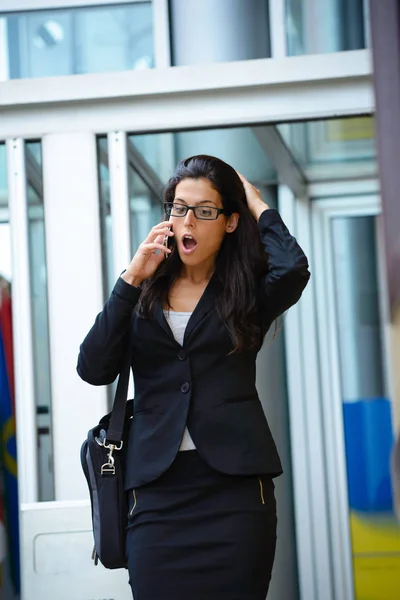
[77,155,310,599]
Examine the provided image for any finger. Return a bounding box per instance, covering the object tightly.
[236,171,248,184]
[141,242,172,254]
[155,221,173,230]
[237,172,254,191]
[151,224,174,236]
[146,227,173,244]
[237,171,260,194]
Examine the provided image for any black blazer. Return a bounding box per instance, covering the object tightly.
[77,209,310,490]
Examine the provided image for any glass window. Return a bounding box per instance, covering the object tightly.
[169,0,271,65]
[1,2,153,80]
[0,142,54,504]
[128,167,163,255]
[173,128,277,185]
[131,127,277,189]
[286,0,368,56]
[25,142,54,502]
[97,136,113,301]
[330,215,400,598]
[279,116,377,181]
[98,134,165,301]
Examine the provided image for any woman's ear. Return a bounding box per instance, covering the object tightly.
[226,213,240,233]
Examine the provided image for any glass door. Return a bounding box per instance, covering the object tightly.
[312,196,400,600]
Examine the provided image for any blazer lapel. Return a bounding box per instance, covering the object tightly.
[154,301,175,339]
[153,272,219,343]
[183,273,219,344]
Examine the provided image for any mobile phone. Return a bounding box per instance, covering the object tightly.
[163,217,172,258]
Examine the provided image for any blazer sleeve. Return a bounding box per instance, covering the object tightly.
[76,277,141,386]
[258,208,310,322]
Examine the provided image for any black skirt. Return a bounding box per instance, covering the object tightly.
[126,450,277,600]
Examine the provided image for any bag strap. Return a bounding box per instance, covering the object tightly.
[105,316,133,445]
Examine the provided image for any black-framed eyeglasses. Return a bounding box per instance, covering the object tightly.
[164,202,226,221]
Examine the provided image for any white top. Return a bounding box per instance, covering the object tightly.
[163,310,196,451]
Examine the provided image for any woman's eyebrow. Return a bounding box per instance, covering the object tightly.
[174,197,216,205]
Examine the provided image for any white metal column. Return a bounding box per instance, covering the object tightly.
[41,132,107,501]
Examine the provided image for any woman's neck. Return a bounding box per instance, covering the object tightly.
[180,261,215,285]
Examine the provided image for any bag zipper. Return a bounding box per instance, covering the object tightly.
[257,476,265,505]
[129,489,137,517]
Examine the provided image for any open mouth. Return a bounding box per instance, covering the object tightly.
[182,234,198,253]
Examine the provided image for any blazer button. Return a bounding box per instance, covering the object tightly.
[181,382,190,394]
[178,349,187,361]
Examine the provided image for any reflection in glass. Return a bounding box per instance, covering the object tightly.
[169,0,271,65]
[130,127,277,193]
[25,142,54,502]
[129,168,163,256]
[97,136,114,300]
[174,127,277,186]
[130,132,175,185]
[332,217,385,402]
[2,2,153,80]
[286,0,367,56]
[279,116,377,181]
[332,216,400,599]
[97,135,165,298]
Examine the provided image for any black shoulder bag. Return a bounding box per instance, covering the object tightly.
[80,344,133,570]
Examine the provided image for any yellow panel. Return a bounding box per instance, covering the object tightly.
[326,117,375,142]
[353,555,400,600]
[350,512,400,554]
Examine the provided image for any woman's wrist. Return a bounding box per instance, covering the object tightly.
[251,201,270,222]
[121,270,143,288]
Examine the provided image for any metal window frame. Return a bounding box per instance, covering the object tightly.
[280,186,336,600]
[283,182,381,600]
[152,0,170,68]
[107,131,132,281]
[0,17,9,81]
[311,191,381,600]
[268,0,286,58]
[252,126,306,196]
[0,0,170,77]
[0,50,373,140]
[0,0,144,11]
[279,187,318,600]
[40,132,108,501]
[6,138,39,504]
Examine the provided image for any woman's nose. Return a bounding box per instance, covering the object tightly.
[184,208,195,227]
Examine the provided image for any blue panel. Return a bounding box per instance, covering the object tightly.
[343,398,394,512]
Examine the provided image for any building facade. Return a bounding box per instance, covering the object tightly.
[0,1,399,599]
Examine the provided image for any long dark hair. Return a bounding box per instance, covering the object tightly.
[138,155,269,352]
